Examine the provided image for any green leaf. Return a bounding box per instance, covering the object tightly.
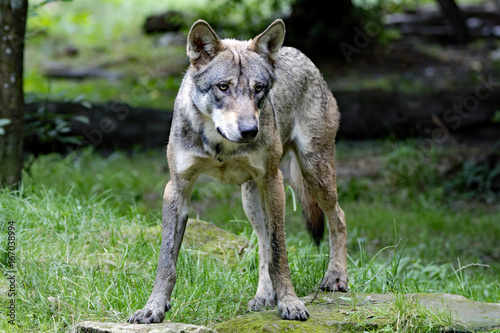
[60,211,72,218]
[492,110,500,123]
[0,118,12,127]
[81,101,92,109]
[338,297,352,302]
[58,136,82,145]
[72,95,86,103]
[58,127,71,133]
[73,115,90,124]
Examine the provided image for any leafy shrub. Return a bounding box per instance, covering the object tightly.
[383,141,440,192]
[24,95,90,155]
[192,0,292,39]
[444,148,500,202]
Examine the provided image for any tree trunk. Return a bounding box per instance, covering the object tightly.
[436,0,470,45]
[284,0,362,61]
[0,0,28,189]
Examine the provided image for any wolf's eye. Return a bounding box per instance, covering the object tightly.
[218,83,229,91]
[255,84,265,92]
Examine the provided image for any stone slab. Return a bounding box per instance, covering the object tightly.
[76,293,500,333]
[214,292,500,333]
[77,321,216,333]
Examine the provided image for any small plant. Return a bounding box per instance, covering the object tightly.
[24,96,90,154]
[444,146,500,202]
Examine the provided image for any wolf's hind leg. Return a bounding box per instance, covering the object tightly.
[242,180,276,311]
[294,150,348,292]
[320,202,348,292]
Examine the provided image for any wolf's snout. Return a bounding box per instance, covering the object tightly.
[239,122,259,141]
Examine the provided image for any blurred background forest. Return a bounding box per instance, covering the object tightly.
[2,0,500,190]
[1,0,500,331]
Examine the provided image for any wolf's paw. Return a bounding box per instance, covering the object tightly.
[248,291,276,311]
[278,296,309,321]
[128,301,169,324]
[320,271,348,292]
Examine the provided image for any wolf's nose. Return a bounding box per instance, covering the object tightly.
[239,124,259,140]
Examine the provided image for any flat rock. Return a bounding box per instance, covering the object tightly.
[43,65,123,80]
[77,321,215,333]
[76,293,499,332]
[215,292,500,332]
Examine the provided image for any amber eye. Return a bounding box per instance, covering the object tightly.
[255,83,265,92]
[218,83,229,91]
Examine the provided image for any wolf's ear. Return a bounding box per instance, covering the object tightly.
[249,19,285,64]
[187,20,223,67]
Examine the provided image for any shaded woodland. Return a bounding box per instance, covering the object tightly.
[1,0,500,193]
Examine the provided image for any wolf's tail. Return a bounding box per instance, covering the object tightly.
[290,154,325,246]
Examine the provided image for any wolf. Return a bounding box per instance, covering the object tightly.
[128,19,348,323]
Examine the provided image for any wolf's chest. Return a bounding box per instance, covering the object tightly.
[202,155,265,185]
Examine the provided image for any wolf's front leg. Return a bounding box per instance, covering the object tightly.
[242,181,276,311]
[263,170,309,321]
[128,180,190,324]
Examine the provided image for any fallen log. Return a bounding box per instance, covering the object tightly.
[335,88,500,140]
[143,10,187,34]
[386,3,500,40]
[24,102,173,154]
[43,65,123,80]
[24,88,500,154]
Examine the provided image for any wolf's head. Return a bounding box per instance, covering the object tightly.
[186,20,285,143]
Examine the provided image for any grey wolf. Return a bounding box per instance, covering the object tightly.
[128,19,348,323]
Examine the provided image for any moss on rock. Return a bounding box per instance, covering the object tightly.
[214,302,385,333]
[214,292,500,333]
[182,219,249,263]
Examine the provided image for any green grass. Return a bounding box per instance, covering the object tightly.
[1,142,499,332]
[13,1,500,331]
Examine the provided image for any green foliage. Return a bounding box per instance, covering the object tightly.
[377,27,402,46]
[353,0,437,12]
[444,158,500,202]
[25,0,187,109]
[454,160,499,192]
[340,177,372,201]
[383,141,440,193]
[492,110,500,123]
[24,100,90,148]
[193,0,293,39]
[23,148,168,215]
[375,139,500,204]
